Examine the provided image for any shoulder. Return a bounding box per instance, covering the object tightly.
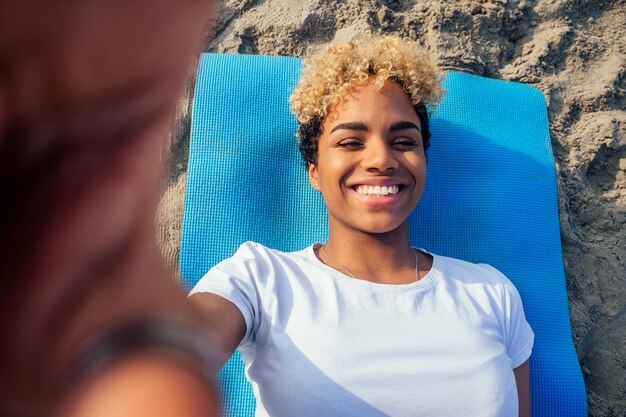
[433,255,529,328]
[213,241,311,275]
[434,254,518,297]
[191,241,312,295]
[227,241,309,262]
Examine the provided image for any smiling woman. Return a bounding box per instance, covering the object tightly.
[189,35,534,417]
[309,80,427,239]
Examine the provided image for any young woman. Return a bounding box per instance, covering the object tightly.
[190,36,534,417]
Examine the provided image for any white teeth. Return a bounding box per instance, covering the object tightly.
[355,185,400,196]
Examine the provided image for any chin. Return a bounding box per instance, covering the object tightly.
[355,218,407,235]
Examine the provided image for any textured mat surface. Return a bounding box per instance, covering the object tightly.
[180,53,587,416]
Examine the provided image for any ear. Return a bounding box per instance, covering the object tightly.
[308,163,319,190]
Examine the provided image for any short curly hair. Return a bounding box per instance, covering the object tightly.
[289,35,444,166]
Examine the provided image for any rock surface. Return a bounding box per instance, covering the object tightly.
[157,0,626,414]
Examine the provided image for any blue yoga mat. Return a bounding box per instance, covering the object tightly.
[180,53,587,416]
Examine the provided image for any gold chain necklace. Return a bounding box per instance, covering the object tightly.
[319,245,420,282]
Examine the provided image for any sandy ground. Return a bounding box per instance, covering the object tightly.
[157,0,626,415]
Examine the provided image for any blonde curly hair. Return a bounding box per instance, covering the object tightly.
[289,35,444,165]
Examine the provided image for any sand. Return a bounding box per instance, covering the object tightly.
[158,0,626,414]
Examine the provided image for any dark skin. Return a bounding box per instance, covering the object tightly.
[0,0,219,415]
[193,80,531,416]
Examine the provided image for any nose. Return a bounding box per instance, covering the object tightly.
[361,137,399,172]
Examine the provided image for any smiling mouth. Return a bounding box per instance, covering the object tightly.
[353,184,402,196]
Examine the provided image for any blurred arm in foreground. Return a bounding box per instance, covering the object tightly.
[0,1,220,415]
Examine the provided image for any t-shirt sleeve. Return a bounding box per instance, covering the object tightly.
[483,265,535,368]
[498,272,535,368]
[188,242,266,349]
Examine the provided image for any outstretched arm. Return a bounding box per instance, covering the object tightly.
[190,293,248,369]
[0,0,218,414]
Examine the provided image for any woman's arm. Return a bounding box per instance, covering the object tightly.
[514,360,531,417]
[189,293,247,371]
[0,0,217,412]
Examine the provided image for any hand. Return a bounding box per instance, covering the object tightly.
[0,0,216,412]
[58,354,220,417]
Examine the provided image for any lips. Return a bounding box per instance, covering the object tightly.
[348,182,408,207]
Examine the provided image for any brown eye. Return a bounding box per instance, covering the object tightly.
[336,138,363,148]
[392,137,418,148]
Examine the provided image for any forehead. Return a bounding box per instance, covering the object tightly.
[323,80,417,126]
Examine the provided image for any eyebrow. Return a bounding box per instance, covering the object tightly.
[329,120,421,134]
[389,121,421,132]
[329,122,369,133]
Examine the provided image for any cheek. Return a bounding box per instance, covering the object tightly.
[406,155,427,177]
[317,156,352,184]
[417,163,427,181]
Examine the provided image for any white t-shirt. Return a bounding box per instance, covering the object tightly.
[190,241,534,417]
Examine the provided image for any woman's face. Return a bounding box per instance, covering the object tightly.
[309,79,426,236]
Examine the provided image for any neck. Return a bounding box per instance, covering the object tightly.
[321,220,418,284]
